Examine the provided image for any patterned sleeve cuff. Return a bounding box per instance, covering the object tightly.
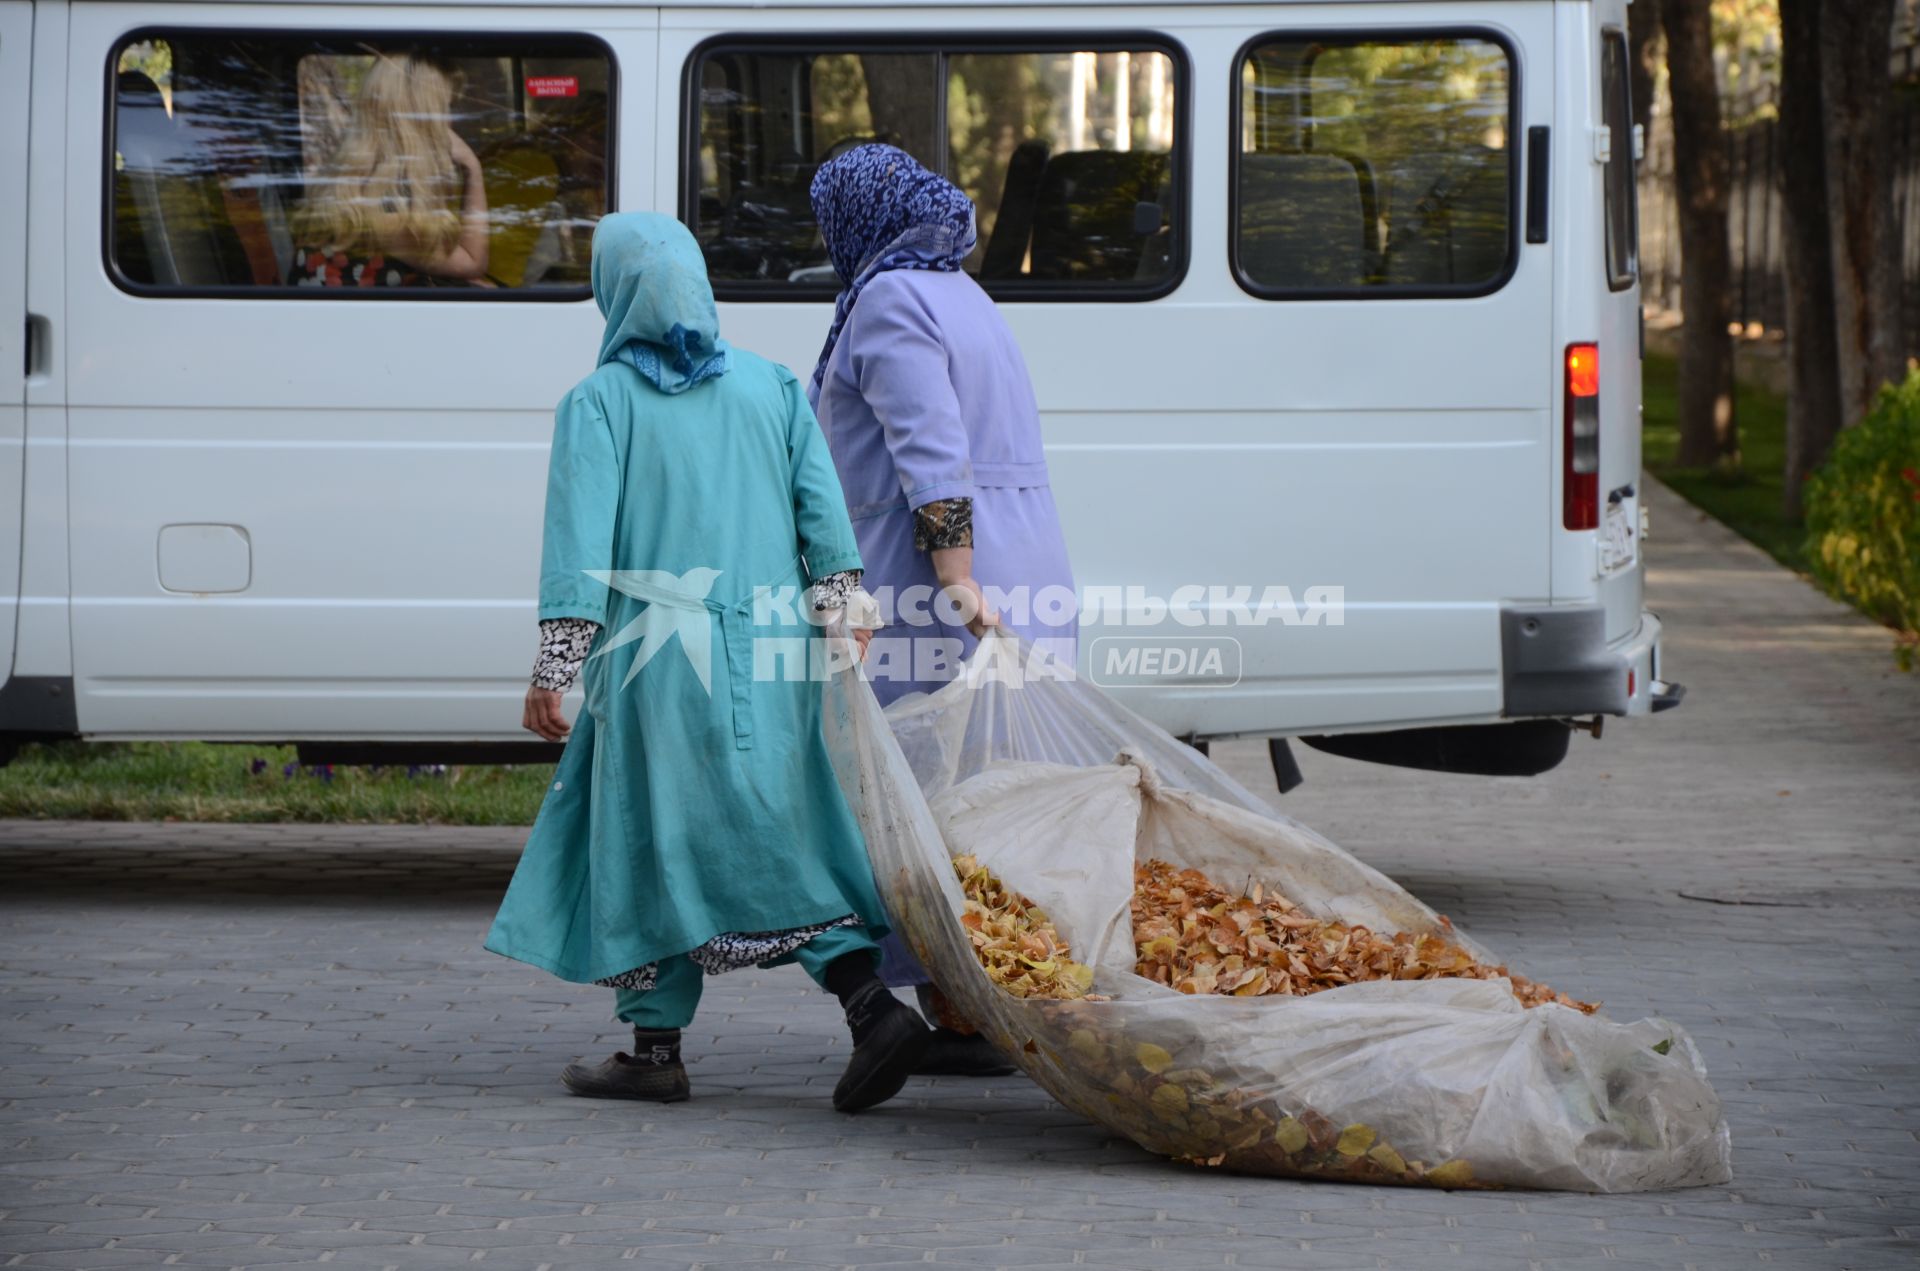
[533,617,600,692]
[811,568,863,613]
[913,497,974,553]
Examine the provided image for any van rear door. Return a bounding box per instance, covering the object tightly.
[0,1,30,688]
[1588,1,1646,642]
[1055,5,1558,738]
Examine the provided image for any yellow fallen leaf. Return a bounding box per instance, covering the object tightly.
[1335,1123,1376,1157]
[1367,1143,1408,1175]
[1135,1042,1174,1074]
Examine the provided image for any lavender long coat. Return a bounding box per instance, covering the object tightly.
[809,269,1077,706]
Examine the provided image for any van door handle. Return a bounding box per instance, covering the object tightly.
[1525,126,1550,244]
[24,313,51,382]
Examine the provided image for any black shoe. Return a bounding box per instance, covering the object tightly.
[911,985,1017,1077]
[832,983,932,1113]
[560,1052,691,1102]
[917,1027,1018,1077]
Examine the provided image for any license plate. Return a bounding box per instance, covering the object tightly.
[1600,497,1636,574]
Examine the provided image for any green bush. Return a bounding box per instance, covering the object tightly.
[1803,369,1920,668]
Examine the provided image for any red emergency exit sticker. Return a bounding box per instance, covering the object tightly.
[525,76,579,98]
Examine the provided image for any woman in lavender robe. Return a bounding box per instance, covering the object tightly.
[807,144,1078,1076]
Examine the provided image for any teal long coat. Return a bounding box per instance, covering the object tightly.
[486,301,885,984]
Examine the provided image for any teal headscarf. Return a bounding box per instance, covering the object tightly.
[591,212,731,394]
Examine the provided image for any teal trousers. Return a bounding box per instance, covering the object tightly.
[613,923,880,1030]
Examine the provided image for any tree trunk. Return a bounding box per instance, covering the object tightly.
[1628,0,1662,138]
[1818,0,1905,424]
[1629,0,1663,311]
[1661,0,1739,467]
[1777,0,1845,518]
[949,56,1033,245]
[859,54,940,168]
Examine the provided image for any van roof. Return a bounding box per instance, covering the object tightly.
[98,0,1519,7]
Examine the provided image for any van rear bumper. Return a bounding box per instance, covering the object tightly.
[1501,605,1674,719]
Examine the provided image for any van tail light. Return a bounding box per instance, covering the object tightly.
[1564,342,1600,530]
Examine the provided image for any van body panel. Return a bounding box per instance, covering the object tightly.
[1550,0,1642,644]
[62,2,656,736]
[1592,0,1645,644]
[0,2,32,688]
[699,2,1557,734]
[12,0,1669,752]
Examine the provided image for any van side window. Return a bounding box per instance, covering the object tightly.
[108,32,614,297]
[1601,30,1639,290]
[688,40,1184,297]
[1234,33,1515,298]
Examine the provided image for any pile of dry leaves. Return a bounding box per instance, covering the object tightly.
[946,854,1520,1187]
[953,854,1096,1001]
[1132,859,1597,1013]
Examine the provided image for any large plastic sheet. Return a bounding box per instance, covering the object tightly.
[822,634,1732,1191]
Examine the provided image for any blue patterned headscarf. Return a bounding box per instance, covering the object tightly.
[807,144,978,399]
[591,212,731,395]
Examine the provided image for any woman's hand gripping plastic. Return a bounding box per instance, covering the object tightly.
[822,586,882,668]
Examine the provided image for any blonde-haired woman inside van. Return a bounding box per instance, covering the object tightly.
[290,52,489,287]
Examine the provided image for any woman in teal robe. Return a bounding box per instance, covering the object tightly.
[486,212,931,1112]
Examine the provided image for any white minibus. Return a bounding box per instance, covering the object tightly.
[0,0,1681,787]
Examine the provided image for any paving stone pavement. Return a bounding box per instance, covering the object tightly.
[1,478,1916,1271]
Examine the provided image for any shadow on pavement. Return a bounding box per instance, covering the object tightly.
[0,839,520,901]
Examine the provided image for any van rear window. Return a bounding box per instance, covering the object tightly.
[1234,33,1515,298]
[1601,30,1639,290]
[687,38,1186,299]
[107,31,614,298]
